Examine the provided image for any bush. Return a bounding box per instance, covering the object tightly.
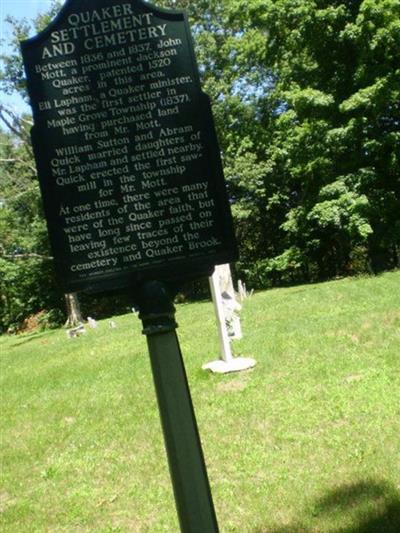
[0,257,64,333]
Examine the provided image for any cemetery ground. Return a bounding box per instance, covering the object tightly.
[0,271,399,532]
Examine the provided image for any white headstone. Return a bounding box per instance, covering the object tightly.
[204,264,256,374]
[87,317,97,329]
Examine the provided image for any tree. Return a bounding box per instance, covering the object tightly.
[0,123,65,331]
[158,1,279,279]
[0,1,85,331]
[168,0,400,284]
[226,0,400,282]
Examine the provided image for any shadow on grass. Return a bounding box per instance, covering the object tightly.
[9,331,51,348]
[257,480,400,532]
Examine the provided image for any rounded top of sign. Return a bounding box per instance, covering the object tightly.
[21,0,187,49]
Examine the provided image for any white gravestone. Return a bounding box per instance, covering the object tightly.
[87,317,97,329]
[217,263,242,340]
[203,264,256,374]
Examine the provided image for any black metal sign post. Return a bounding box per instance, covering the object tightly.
[21,1,237,530]
[137,281,218,532]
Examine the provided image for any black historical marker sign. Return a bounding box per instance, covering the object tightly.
[21,0,237,293]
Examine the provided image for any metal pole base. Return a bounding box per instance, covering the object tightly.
[136,281,219,533]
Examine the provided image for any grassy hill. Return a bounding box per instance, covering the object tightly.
[1,271,399,532]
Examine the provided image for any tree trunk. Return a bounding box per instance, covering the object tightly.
[64,292,83,327]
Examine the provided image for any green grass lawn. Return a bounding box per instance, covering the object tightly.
[1,271,399,532]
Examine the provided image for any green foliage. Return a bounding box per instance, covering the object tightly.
[244,246,307,287]
[159,0,399,285]
[0,257,61,332]
[232,0,399,282]
[0,1,63,98]
[0,3,66,331]
[0,127,63,332]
